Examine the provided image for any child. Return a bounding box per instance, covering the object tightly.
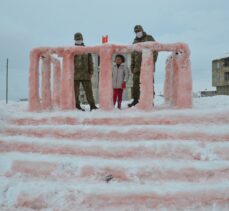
[112,54,129,109]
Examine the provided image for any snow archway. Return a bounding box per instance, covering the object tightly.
[28,42,192,111]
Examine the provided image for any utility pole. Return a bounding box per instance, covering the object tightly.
[6,58,8,104]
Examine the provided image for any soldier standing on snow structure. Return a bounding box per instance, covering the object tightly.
[128,25,158,108]
[73,32,98,111]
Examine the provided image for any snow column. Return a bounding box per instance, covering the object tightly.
[28,49,41,111]
[164,55,173,103]
[60,52,75,110]
[170,53,178,107]
[41,56,52,110]
[174,50,192,108]
[99,46,113,110]
[137,49,154,111]
[51,57,61,108]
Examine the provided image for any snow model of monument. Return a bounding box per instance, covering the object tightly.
[28,42,192,111]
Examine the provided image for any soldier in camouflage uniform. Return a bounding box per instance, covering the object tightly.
[74,32,98,111]
[128,25,158,107]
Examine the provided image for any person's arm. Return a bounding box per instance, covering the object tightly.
[124,65,129,82]
[130,52,135,73]
[88,53,94,75]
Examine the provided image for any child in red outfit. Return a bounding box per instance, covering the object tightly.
[112,55,129,109]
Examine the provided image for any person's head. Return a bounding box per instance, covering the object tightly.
[74,32,84,45]
[134,25,144,38]
[115,54,125,65]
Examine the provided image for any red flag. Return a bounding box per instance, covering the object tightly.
[102,36,105,44]
[102,35,108,44]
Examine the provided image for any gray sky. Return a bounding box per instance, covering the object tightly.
[0,0,228,100]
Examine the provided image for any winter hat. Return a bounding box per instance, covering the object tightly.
[134,25,143,32]
[74,32,83,41]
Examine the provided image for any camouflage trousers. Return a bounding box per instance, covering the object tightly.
[74,80,95,106]
[132,73,141,101]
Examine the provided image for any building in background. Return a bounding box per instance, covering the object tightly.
[212,53,229,95]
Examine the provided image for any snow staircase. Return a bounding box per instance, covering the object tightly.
[1,109,229,210]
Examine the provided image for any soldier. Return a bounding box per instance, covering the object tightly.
[74,32,98,111]
[128,25,158,107]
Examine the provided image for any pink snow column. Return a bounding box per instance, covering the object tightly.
[41,55,52,110]
[28,49,41,111]
[163,45,192,108]
[60,51,75,110]
[137,49,154,111]
[51,56,61,108]
[164,56,173,102]
[99,45,114,110]
[174,50,192,108]
[171,52,179,107]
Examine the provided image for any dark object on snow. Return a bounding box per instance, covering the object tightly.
[105,174,113,183]
[128,100,139,107]
[90,104,98,111]
[200,90,217,97]
[76,104,85,111]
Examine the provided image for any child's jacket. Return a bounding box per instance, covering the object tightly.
[112,63,129,89]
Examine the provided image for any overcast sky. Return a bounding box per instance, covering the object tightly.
[0,0,228,100]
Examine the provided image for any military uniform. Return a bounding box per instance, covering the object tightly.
[74,33,97,111]
[129,25,158,107]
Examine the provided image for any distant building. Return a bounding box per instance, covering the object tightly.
[212,53,229,95]
[79,54,133,104]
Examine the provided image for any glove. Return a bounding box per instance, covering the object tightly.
[121,82,126,89]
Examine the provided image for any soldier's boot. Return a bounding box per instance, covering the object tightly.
[128,100,139,108]
[90,104,98,111]
[76,104,85,111]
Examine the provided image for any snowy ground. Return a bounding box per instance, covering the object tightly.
[0,95,229,210]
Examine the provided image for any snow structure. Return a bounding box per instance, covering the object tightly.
[28,42,192,111]
[2,43,228,210]
[0,96,229,210]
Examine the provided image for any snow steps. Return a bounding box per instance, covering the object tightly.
[4,124,229,142]
[10,111,229,126]
[0,138,229,160]
[3,158,229,183]
[1,177,229,211]
[1,111,229,210]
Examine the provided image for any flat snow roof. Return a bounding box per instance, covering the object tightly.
[213,53,229,61]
